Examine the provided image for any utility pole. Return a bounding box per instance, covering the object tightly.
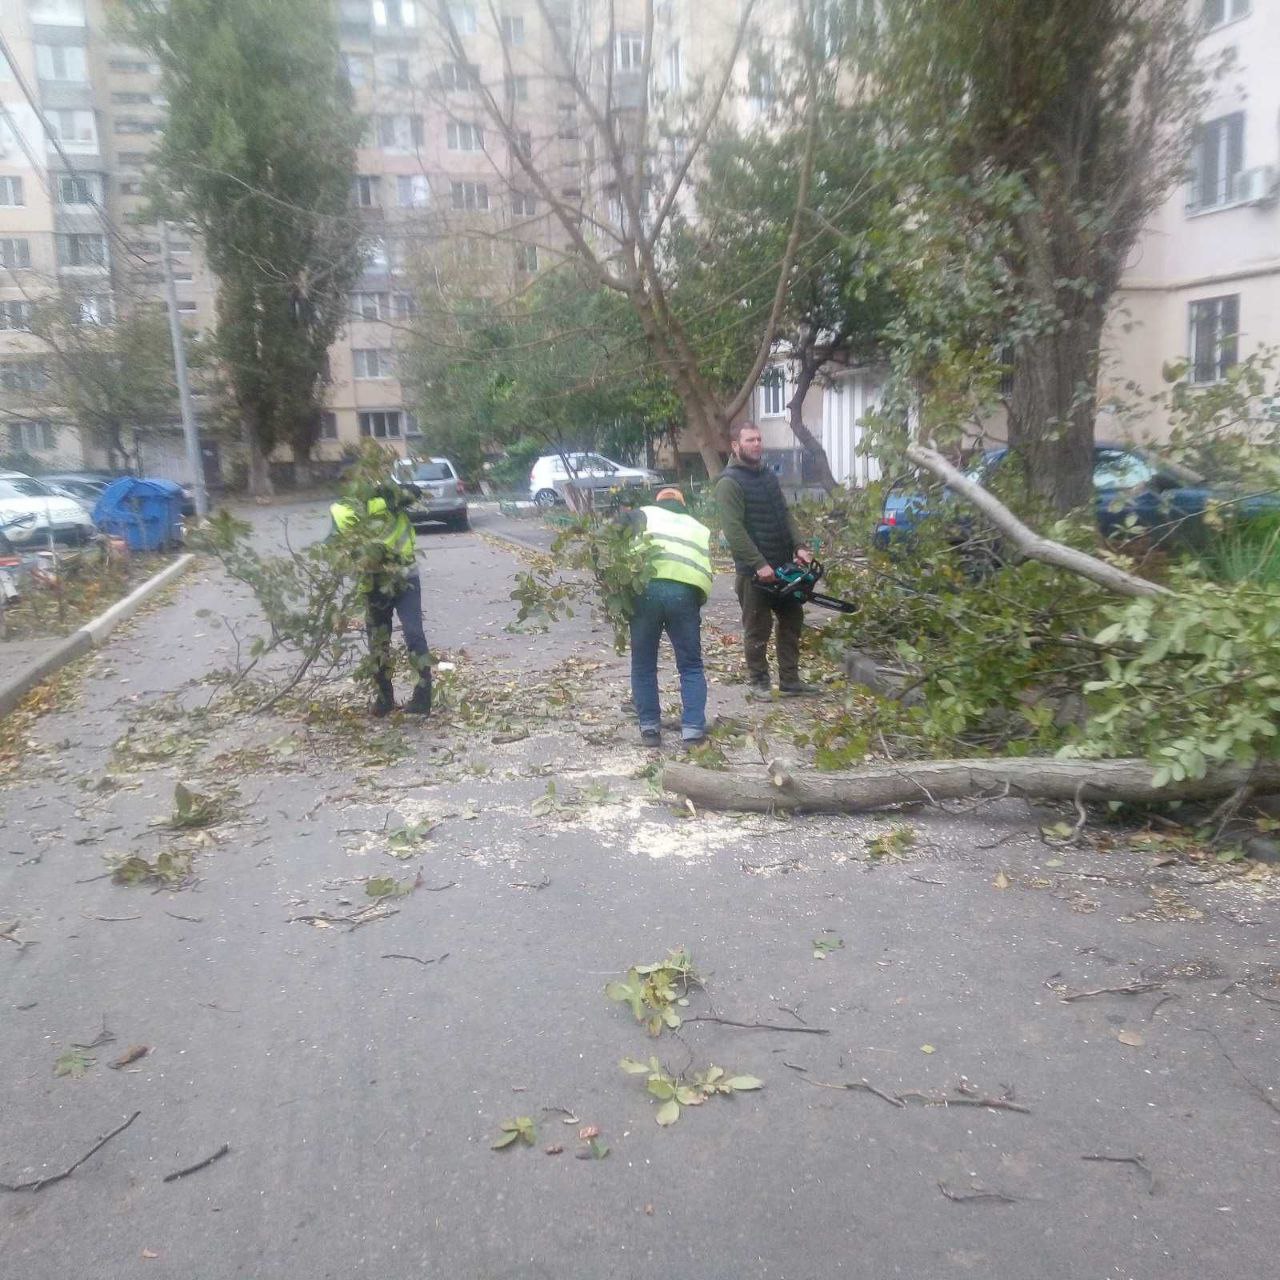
[159,220,207,520]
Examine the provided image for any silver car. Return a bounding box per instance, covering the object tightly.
[395,457,469,532]
[0,472,98,547]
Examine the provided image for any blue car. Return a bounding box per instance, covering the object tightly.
[875,444,1280,548]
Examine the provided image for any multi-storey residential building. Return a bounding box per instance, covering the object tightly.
[0,0,219,479]
[1105,0,1280,424]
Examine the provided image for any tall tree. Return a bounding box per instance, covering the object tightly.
[21,294,186,472]
[874,0,1204,512]
[431,0,824,479]
[124,0,365,494]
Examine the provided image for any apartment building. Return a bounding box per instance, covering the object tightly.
[1105,0,1280,428]
[0,0,218,480]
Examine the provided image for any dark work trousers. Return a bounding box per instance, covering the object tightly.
[734,571,803,686]
[367,567,430,696]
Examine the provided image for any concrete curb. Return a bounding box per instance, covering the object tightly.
[0,552,195,719]
[479,526,556,557]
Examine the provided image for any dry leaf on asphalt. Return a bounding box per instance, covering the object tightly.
[1116,1030,1145,1047]
[993,869,1012,890]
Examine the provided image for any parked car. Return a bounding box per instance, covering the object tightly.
[394,457,469,531]
[875,444,1280,549]
[0,472,99,546]
[529,452,662,507]
[42,471,197,518]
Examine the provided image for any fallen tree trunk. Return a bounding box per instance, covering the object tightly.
[663,757,1280,814]
[904,443,1172,600]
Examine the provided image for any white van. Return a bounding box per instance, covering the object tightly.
[528,452,661,507]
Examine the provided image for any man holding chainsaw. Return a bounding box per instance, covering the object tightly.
[715,422,815,697]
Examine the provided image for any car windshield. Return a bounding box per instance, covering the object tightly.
[1093,450,1156,489]
[410,462,453,481]
[584,455,618,471]
[0,478,55,499]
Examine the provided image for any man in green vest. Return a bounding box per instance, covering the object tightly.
[330,481,432,718]
[624,487,714,748]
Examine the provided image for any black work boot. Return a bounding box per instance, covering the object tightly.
[372,675,395,718]
[405,671,432,717]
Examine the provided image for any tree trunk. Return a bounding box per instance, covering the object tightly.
[245,423,274,498]
[787,356,837,493]
[663,757,1280,815]
[1006,304,1105,515]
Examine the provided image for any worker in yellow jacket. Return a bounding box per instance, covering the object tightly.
[625,487,713,748]
[330,482,431,717]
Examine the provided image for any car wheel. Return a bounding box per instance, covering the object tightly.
[446,511,470,532]
[534,489,560,508]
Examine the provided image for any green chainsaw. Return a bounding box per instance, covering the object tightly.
[756,560,857,614]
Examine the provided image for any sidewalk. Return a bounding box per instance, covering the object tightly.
[0,553,193,717]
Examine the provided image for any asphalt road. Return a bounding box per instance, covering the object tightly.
[2,500,1278,1280]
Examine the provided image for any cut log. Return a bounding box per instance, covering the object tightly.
[662,757,1280,814]
[904,443,1172,600]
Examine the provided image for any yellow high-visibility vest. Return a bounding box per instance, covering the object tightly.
[329,496,416,565]
[640,505,713,602]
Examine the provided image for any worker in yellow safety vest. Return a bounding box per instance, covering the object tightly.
[330,484,432,717]
[624,487,714,748]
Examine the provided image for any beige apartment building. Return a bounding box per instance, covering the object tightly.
[1104,0,1280,429]
[0,0,217,480]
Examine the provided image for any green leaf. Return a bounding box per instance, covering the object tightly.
[491,1129,520,1149]
[654,1098,680,1126]
[619,1057,651,1075]
[648,1078,677,1100]
[54,1049,94,1079]
[725,1076,764,1091]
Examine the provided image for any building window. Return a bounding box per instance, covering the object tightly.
[351,291,388,320]
[377,114,424,150]
[36,44,88,82]
[759,366,787,417]
[506,74,528,102]
[112,91,157,105]
[373,0,417,29]
[392,291,416,318]
[449,3,477,35]
[27,1,86,24]
[0,300,34,331]
[0,362,48,393]
[342,53,371,86]
[353,348,395,379]
[46,109,97,151]
[378,56,411,85]
[56,233,109,268]
[1187,112,1244,212]
[501,15,525,45]
[0,238,33,268]
[176,300,197,313]
[510,191,536,217]
[447,121,484,152]
[441,61,478,90]
[1203,0,1250,29]
[359,409,402,439]
[76,294,111,325]
[109,58,155,74]
[320,412,339,441]
[57,173,98,204]
[353,175,380,207]
[0,176,23,206]
[666,40,682,90]
[116,151,149,168]
[515,243,538,272]
[616,32,644,71]
[513,130,532,159]
[451,180,489,211]
[118,179,145,196]
[9,421,55,451]
[1189,295,1239,384]
[396,174,430,208]
[114,118,164,135]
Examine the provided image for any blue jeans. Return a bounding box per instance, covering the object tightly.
[629,579,706,738]
[367,567,430,688]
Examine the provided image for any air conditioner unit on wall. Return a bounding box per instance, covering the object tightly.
[1230,165,1279,205]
